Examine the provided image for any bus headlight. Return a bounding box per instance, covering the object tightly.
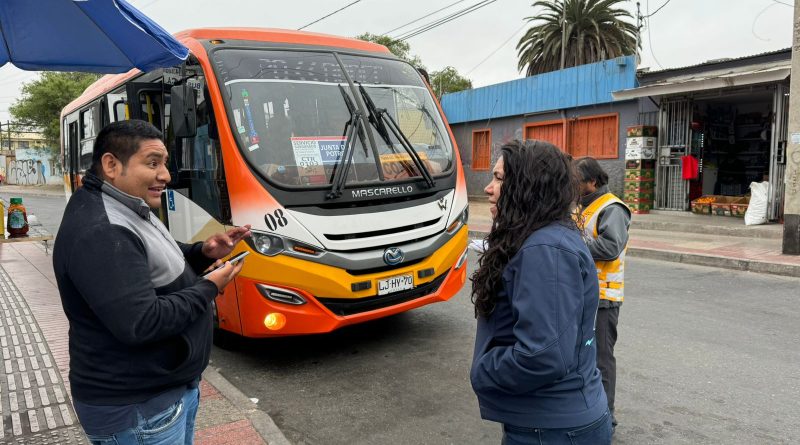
[447,205,469,233]
[250,232,285,256]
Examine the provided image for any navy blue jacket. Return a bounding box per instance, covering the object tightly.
[471,222,607,428]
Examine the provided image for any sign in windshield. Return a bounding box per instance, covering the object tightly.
[213,49,454,189]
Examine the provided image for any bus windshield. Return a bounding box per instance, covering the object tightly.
[212,49,454,188]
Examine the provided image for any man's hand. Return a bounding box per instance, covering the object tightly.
[202,225,252,259]
[204,260,244,292]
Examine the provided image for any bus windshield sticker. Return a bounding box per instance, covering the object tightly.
[241,89,259,145]
[248,144,260,152]
[290,137,346,184]
[232,109,243,130]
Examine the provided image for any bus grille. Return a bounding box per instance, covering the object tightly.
[324,217,440,241]
[316,273,448,317]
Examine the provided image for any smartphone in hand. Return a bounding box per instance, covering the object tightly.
[201,251,249,278]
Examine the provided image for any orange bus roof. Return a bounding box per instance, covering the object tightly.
[62,27,392,116]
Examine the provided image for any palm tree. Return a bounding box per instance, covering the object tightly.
[517,0,638,76]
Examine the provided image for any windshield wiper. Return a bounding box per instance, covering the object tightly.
[327,86,366,200]
[357,83,435,189]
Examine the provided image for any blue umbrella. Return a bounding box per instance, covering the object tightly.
[0,0,188,73]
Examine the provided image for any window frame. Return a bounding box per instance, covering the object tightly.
[471,128,492,171]
[523,119,566,150]
[565,112,619,160]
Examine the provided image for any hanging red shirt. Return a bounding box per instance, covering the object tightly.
[681,155,699,180]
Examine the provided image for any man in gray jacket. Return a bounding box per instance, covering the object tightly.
[54,120,250,444]
[575,157,631,434]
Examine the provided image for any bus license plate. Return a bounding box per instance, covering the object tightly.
[378,274,414,296]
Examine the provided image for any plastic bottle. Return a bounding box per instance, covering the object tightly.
[7,197,29,237]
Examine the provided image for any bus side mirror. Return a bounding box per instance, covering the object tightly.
[170,84,197,138]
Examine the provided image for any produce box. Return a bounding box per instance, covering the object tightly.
[624,190,654,202]
[626,125,658,138]
[625,159,656,170]
[730,197,750,218]
[624,168,655,180]
[628,201,653,214]
[625,137,657,160]
[624,178,655,192]
[690,195,716,214]
[710,196,740,216]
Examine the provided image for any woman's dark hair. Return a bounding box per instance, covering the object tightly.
[471,139,580,318]
[91,120,163,175]
[574,157,608,187]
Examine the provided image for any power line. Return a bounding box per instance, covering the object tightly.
[383,0,468,35]
[773,0,793,6]
[298,0,363,31]
[752,3,781,42]
[394,0,497,42]
[465,22,528,75]
[643,0,673,18]
[645,1,664,69]
[394,0,494,41]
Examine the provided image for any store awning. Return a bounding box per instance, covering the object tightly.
[0,0,188,73]
[612,63,790,101]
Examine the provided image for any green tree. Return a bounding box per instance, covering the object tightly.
[429,66,472,99]
[355,33,425,69]
[517,0,638,76]
[10,72,100,153]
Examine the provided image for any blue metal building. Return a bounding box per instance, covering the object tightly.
[440,55,654,197]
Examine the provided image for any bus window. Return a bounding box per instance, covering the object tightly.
[113,100,127,122]
[138,91,164,130]
[79,106,99,172]
[213,49,454,189]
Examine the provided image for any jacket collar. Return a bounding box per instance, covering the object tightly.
[83,172,153,220]
[580,184,609,208]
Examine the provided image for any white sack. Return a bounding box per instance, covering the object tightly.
[744,181,769,226]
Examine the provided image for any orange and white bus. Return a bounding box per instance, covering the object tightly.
[61,28,469,339]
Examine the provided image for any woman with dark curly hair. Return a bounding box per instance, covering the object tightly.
[470,140,611,445]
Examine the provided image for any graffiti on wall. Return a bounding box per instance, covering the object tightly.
[6,158,47,186]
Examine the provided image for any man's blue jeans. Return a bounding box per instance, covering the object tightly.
[85,387,200,445]
[501,409,612,445]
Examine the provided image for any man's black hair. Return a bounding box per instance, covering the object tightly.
[91,120,163,175]
[574,157,609,187]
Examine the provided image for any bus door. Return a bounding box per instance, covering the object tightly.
[126,82,167,130]
[64,115,80,192]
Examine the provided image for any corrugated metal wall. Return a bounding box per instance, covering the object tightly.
[441,55,638,124]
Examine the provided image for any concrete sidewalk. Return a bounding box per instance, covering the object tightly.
[0,239,290,444]
[0,185,65,198]
[468,199,800,278]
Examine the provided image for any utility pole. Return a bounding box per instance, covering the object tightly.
[785,1,800,254]
[635,2,642,65]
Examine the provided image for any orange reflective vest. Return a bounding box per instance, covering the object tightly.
[580,193,629,303]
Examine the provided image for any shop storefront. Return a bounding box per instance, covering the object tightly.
[613,49,790,220]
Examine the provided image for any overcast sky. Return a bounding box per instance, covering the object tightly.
[0,0,792,122]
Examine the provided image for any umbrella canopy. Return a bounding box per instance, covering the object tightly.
[0,0,188,73]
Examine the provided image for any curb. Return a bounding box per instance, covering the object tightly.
[468,229,800,278]
[202,366,291,445]
[630,220,782,240]
[626,247,800,278]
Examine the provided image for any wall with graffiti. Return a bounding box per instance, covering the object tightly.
[2,148,62,186]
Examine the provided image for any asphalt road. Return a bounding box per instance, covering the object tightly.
[10,193,800,444]
[0,190,66,236]
[211,255,800,445]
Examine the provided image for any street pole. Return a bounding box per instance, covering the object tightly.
[635,2,641,65]
[784,1,800,254]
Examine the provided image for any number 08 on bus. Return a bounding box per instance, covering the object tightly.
[61,29,469,340]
